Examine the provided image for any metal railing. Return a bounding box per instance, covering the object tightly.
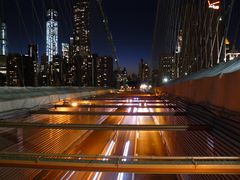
[0,152,239,174]
[0,122,211,131]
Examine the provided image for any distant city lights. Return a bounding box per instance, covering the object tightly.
[71,102,78,107]
[208,0,220,10]
[163,77,169,83]
[140,83,152,92]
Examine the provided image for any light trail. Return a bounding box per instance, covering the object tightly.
[122,141,130,161]
[92,140,116,180]
[117,140,130,180]
[103,140,115,161]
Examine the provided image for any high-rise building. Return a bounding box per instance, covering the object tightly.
[46,9,58,63]
[73,0,90,56]
[66,37,75,85]
[0,21,7,55]
[7,54,23,86]
[28,44,39,86]
[74,55,93,86]
[0,55,7,85]
[50,55,66,86]
[159,54,176,83]
[6,54,36,86]
[28,44,38,60]
[62,43,69,61]
[138,59,150,82]
[93,54,113,87]
[72,0,92,86]
[22,55,35,86]
[39,54,50,86]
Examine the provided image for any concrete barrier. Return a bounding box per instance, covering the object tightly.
[0,87,115,115]
[159,70,240,113]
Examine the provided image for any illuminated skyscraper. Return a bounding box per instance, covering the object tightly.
[73,0,90,56]
[138,59,150,82]
[62,43,69,61]
[46,9,58,63]
[0,21,7,55]
[72,0,93,86]
[93,54,113,87]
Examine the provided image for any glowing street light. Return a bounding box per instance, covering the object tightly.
[163,77,169,83]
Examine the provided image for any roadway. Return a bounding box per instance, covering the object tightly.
[0,92,239,179]
[0,92,173,179]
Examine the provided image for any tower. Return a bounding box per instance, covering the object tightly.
[0,21,7,55]
[72,0,93,86]
[46,9,58,63]
[73,0,91,56]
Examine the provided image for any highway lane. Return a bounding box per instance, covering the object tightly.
[134,107,177,180]
[39,96,173,180]
[1,92,236,179]
[30,111,126,179]
[0,100,124,179]
[65,107,137,179]
[0,94,180,179]
[70,103,176,180]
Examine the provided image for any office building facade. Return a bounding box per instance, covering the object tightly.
[93,54,113,87]
[73,0,91,56]
[46,9,58,63]
[0,21,7,55]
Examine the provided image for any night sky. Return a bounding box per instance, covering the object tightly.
[0,0,157,74]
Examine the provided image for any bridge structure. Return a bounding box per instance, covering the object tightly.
[0,87,239,179]
[0,0,239,180]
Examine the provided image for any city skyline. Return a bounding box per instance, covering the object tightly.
[0,0,156,74]
[0,1,239,179]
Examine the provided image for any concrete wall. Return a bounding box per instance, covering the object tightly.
[158,70,240,113]
[0,87,114,114]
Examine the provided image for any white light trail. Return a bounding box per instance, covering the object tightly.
[92,172,101,180]
[103,140,115,161]
[92,140,115,180]
[136,132,139,139]
[117,140,131,180]
[133,107,137,113]
[127,107,132,113]
[117,172,124,180]
[122,140,130,161]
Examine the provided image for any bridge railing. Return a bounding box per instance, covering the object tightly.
[0,152,239,174]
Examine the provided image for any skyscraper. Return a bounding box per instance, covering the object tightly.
[73,0,91,56]
[0,21,7,56]
[62,43,69,61]
[28,44,39,86]
[159,54,176,83]
[28,44,38,60]
[72,0,93,86]
[138,59,150,83]
[93,54,113,87]
[46,9,58,63]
